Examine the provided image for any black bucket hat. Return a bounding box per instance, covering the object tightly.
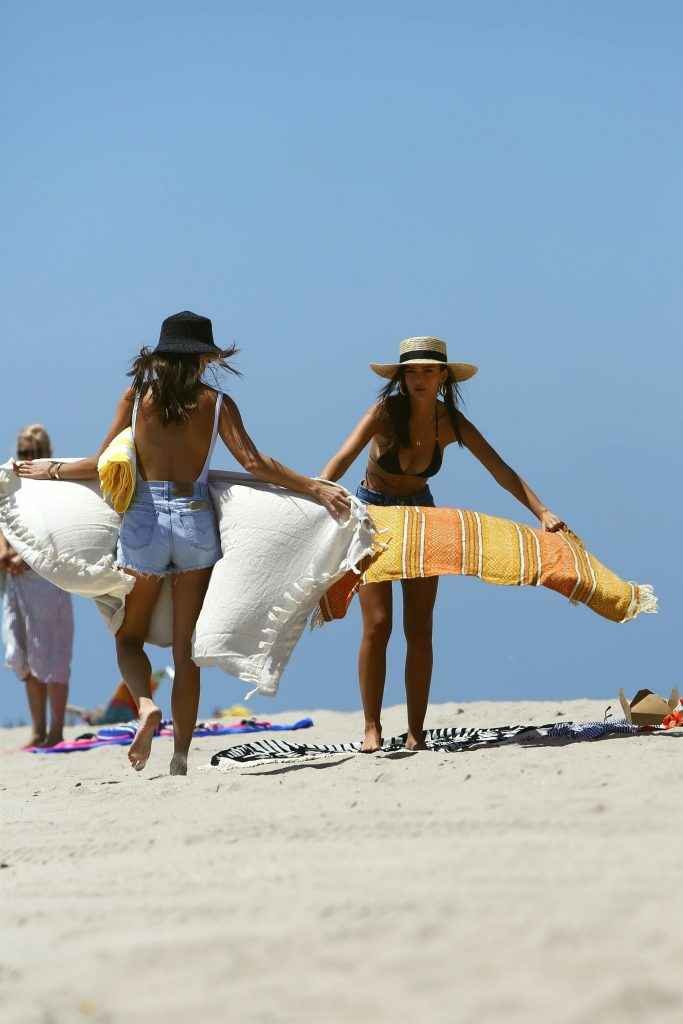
[153,310,222,355]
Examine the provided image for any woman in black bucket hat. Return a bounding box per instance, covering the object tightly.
[15,311,350,774]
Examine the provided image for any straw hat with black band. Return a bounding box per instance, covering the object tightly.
[370,337,478,382]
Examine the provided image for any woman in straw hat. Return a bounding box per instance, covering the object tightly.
[320,337,565,752]
[1,425,74,747]
[14,311,349,774]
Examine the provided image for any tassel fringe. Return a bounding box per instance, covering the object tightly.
[0,489,132,598]
[242,499,377,697]
[622,583,659,622]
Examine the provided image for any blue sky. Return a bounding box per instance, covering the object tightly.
[2,2,681,722]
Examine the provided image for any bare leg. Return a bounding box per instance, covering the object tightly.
[358,581,393,752]
[169,568,212,776]
[115,572,164,771]
[402,576,439,750]
[24,675,47,746]
[45,682,69,746]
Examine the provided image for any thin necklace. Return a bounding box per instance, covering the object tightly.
[413,406,437,447]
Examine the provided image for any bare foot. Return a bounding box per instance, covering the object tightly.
[44,731,64,748]
[404,731,427,751]
[361,724,382,753]
[169,753,188,776]
[128,706,162,771]
[25,733,46,749]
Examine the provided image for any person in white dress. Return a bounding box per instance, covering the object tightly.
[1,425,74,746]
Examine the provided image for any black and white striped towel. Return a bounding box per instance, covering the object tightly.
[209,719,642,767]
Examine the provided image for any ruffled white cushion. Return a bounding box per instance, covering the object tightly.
[194,472,375,696]
[0,463,374,695]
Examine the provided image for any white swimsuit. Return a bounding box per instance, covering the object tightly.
[116,391,223,575]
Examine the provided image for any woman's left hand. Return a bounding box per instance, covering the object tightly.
[12,459,54,480]
[539,509,566,532]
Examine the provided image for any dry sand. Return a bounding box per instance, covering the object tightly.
[2,698,682,1024]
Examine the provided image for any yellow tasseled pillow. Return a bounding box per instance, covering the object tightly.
[97,428,136,514]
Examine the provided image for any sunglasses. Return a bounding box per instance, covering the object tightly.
[16,448,37,459]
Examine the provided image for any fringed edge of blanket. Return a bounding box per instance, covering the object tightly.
[621,583,659,622]
[0,492,134,597]
[98,465,135,515]
[243,501,378,696]
[207,751,331,772]
[308,515,390,631]
[309,596,349,631]
[0,462,20,498]
[97,433,136,514]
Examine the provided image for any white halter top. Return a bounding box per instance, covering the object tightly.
[131,390,223,483]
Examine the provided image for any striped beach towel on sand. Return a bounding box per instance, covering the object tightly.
[209,719,643,767]
[317,506,657,626]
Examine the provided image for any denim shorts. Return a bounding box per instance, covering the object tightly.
[356,482,436,507]
[116,480,222,576]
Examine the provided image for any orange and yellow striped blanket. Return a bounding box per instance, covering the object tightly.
[316,506,657,625]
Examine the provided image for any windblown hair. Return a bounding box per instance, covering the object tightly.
[17,423,52,459]
[128,346,240,426]
[378,369,464,447]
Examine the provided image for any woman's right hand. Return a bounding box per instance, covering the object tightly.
[311,480,352,521]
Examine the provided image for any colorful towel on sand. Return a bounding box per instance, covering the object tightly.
[27,717,313,754]
[70,672,166,725]
[97,428,136,513]
[316,506,657,625]
[209,719,642,766]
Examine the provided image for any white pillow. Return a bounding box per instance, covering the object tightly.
[0,460,175,643]
[0,464,374,694]
[195,472,375,696]
[0,460,132,623]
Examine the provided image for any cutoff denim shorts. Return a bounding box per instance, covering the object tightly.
[116,480,222,576]
[355,482,436,507]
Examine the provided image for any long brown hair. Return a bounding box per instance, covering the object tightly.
[378,368,464,447]
[128,346,240,426]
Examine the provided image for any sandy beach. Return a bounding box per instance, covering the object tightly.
[2,697,682,1024]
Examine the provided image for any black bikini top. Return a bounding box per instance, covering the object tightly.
[374,410,443,479]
